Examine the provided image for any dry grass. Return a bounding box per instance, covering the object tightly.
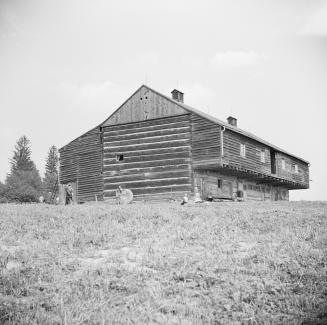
[0,201,326,324]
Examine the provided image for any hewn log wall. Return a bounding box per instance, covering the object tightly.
[102,114,192,201]
[223,129,272,174]
[194,170,235,199]
[193,170,289,201]
[275,153,309,187]
[191,114,221,168]
[221,129,309,188]
[59,127,103,202]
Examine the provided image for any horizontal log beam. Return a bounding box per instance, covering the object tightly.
[102,114,189,132]
[104,177,190,190]
[103,151,189,164]
[104,169,190,183]
[103,164,190,177]
[103,132,189,147]
[103,126,190,142]
[103,139,191,151]
[104,184,191,196]
[103,158,191,171]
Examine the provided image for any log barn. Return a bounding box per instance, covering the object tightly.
[59,85,309,203]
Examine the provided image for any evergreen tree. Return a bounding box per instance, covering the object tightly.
[5,136,42,202]
[43,145,59,201]
[10,135,34,172]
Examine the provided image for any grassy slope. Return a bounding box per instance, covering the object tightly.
[0,201,326,325]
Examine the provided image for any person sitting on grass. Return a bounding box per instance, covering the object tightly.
[181,193,188,205]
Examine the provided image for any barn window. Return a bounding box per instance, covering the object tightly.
[281,158,286,170]
[217,179,222,188]
[116,154,124,162]
[294,164,298,173]
[260,150,265,163]
[240,144,246,157]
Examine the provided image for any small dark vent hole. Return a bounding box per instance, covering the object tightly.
[116,154,124,162]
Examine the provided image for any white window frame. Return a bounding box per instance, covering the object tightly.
[281,158,286,170]
[260,150,265,163]
[240,143,246,157]
[294,164,298,173]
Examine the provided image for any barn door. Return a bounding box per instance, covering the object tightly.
[221,180,233,199]
[194,177,207,200]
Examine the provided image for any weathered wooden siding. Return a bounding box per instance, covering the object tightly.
[102,114,192,201]
[194,170,235,199]
[58,85,309,202]
[102,86,187,126]
[191,114,221,168]
[275,153,309,187]
[194,170,289,201]
[59,127,103,202]
[223,129,272,174]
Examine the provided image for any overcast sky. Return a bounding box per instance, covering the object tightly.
[1,0,326,200]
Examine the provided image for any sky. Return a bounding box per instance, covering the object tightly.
[0,0,326,200]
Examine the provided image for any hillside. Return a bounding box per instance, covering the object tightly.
[0,201,326,324]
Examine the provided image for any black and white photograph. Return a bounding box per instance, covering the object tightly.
[0,0,326,324]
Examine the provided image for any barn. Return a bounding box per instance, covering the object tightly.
[59,85,309,203]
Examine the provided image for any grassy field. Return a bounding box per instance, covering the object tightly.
[0,201,326,325]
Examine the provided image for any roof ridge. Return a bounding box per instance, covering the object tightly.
[60,84,309,164]
[143,85,308,164]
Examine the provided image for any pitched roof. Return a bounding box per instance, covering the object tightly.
[143,85,309,164]
[60,84,309,164]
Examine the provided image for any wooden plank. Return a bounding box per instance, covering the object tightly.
[104,184,191,197]
[103,164,190,177]
[102,94,189,125]
[103,146,189,159]
[103,125,190,141]
[104,177,190,190]
[103,139,191,152]
[103,151,189,164]
[103,132,190,147]
[103,157,191,171]
[104,169,190,183]
[102,113,192,201]
[191,113,221,169]
[103,121,190,137]
[221,128,309,188]
[59,128,104,201]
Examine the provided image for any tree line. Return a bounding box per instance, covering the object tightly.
[0,136,59,203]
